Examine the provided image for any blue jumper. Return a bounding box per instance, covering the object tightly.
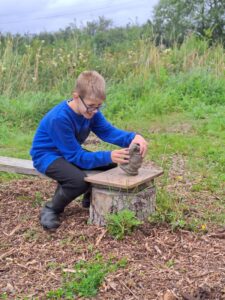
[30,100,136,174]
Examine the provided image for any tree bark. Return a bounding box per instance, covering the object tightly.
[89,181,156,226]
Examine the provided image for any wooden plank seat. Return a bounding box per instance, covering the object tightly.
[0,156,101,177]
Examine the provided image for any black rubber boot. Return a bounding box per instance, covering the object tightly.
[82,189,91,208]
[40,186,71,230]
[40,202,61,230]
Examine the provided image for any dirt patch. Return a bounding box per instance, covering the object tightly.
[83,132,101,145]
[0,178,224,299]
[167,123,193,134]
[149,123,193,134]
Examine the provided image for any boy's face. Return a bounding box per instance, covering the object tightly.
[74,93,104,119]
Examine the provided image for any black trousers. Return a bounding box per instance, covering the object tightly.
[45,157,116,203]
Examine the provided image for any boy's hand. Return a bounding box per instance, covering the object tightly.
[111,148,130,164]
[130,134,148,157]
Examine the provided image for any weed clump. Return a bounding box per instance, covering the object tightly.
[46,255,127,299]
[106,209,142,240]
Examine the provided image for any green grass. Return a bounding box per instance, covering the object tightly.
[0,293,8,300]
[46,255,127,299]
[148,188,209,232]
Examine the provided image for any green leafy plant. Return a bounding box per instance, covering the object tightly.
[23,229,39,242]
[0,293,8,299]
[106,209,142,240]
[47,256,127,299]
[148,189,198,231]
[32,191,44,207]
[165,259,175,268]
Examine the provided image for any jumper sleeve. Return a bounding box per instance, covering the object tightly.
[47,117,112,169]
[91,112,136,147]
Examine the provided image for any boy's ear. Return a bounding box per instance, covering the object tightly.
[73,92,79,100]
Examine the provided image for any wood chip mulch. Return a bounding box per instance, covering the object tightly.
[0,178,224,300]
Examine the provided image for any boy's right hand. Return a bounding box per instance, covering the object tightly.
[111,148,130,164]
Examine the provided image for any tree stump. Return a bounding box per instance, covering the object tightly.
[85,166,163,226]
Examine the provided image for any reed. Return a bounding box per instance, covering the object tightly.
[0,33,224,97]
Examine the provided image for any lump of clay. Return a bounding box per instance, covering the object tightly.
[120,143,143,175]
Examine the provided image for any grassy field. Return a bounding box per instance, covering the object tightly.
[0,34,224,229]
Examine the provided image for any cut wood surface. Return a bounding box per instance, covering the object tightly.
[85,166,163,189]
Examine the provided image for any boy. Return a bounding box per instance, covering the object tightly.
[30,70,148,230]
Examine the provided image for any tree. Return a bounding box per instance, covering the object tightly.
[84,16,113,36]
[153,0,225,45]
[204,0,225,42]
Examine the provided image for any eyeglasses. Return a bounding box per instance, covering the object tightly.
[79,95,104,113]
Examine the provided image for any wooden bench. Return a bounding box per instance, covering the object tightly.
[0,156,42,176]
[0,156,163,226]
[0,156,99,177]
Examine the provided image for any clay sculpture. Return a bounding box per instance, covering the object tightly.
[120,143,143,175]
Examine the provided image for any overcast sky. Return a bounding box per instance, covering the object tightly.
[0,0,159,34]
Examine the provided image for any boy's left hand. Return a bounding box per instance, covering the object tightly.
[130,134,148,157]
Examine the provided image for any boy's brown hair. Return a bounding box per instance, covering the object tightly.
[74,70,106,100]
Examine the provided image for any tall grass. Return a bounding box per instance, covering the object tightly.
[0,34,224,159]
[0,34,224,98]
